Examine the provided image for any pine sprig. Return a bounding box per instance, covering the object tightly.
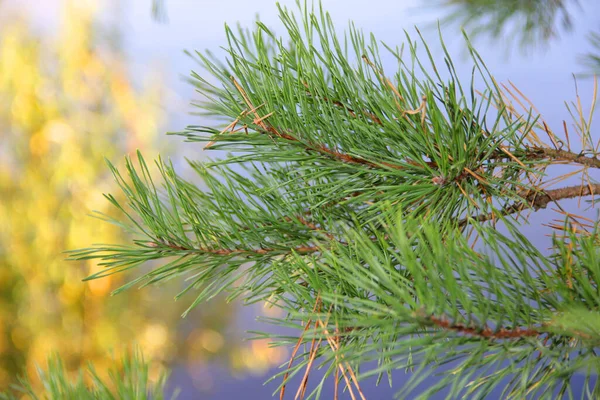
[267,218,600,399]
[73,2,600,397]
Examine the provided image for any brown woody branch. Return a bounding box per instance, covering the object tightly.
[231,76,600,175]
[428,314,598,343]
[154,183,599,256]
[257,124,600,175]
[151,241,320,256]
[226,80,600,180]
[231,76,433,171]
[256,125,434,170]
[460,183,600,226]
[527,148,600,169]
[427,314,540,339]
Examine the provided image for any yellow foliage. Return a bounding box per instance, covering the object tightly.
[0,1,174,388]
[0,0,289,390]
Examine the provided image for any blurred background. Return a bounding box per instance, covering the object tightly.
[0,0,598,398]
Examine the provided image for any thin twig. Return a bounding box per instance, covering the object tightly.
[296,302,332,400]
[460,183,600,226]
[155,241,321,256]
[316,320,366,400]
[280,295,322,400]
[427,314,540,339]
[528,148,600,169]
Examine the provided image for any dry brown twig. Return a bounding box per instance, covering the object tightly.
[280,295,322,400]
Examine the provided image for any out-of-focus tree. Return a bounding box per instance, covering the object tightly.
[582,30,600,74]
[0,0,178,387]
[152,0,168,22]
[434,0,577,48]
[432,1,600,75]
[0,0,286,391]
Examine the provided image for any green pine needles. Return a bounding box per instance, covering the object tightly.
[70,2,600,399]
[1,350,175,400]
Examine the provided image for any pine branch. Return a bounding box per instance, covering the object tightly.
[230,76,430,171]
[425,314,541,340]
[76,3,600,397]
[461,183,600,226]
[150,239,321,256]
[527,147,600,169]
